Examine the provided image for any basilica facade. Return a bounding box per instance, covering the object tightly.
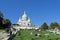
[17,11,39,29]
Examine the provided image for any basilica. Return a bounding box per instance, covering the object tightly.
[17,11,39,29]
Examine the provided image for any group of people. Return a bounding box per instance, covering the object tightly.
[5,28,12,35]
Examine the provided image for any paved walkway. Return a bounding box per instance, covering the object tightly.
[0,27,20,40]
[0,32,9,40]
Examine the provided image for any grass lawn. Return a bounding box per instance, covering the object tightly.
[13,29,60,40]
[0,29,4,32]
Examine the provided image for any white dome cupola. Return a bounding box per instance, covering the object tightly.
[28,18,31,22]
[22,11,27,18]
[22,11,28,21]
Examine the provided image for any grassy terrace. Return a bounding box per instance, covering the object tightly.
[13,29,60,40]
[0,29,4,32]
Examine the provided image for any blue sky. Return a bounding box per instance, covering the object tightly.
[0,0,60,26]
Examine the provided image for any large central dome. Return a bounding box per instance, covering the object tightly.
[22,11,27,18]
[22,11,28,21]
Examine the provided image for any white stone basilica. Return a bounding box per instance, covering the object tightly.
[17,11,39,29]
[18,11,32,27]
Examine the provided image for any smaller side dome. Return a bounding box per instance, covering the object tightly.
[28,18,30,22]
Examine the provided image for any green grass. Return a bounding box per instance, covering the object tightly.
[0,29,4,32]
[13,29,60,40]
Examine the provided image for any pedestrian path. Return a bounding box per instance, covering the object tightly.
[0,27,20,40]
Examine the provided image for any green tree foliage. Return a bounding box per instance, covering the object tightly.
[41,22,48,30]
[0,11,3,28]
[50,22,59,29]
[0,11,3,17]
[2,19,11,28]
[0,11,11,29]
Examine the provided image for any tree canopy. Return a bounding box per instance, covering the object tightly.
[50,22,59,29]
[41,22,48,30]
[0,11,11,29]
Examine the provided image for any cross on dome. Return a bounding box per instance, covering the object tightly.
[24,11,26,15]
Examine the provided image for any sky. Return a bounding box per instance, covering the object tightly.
[0,0,60,26]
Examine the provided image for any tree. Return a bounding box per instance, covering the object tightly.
[0,11,3,28]
[0,11,3,17]
[41,22,48,30]
[0,11,12,29]
[3,19,11,28]
[50,22,59,29]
